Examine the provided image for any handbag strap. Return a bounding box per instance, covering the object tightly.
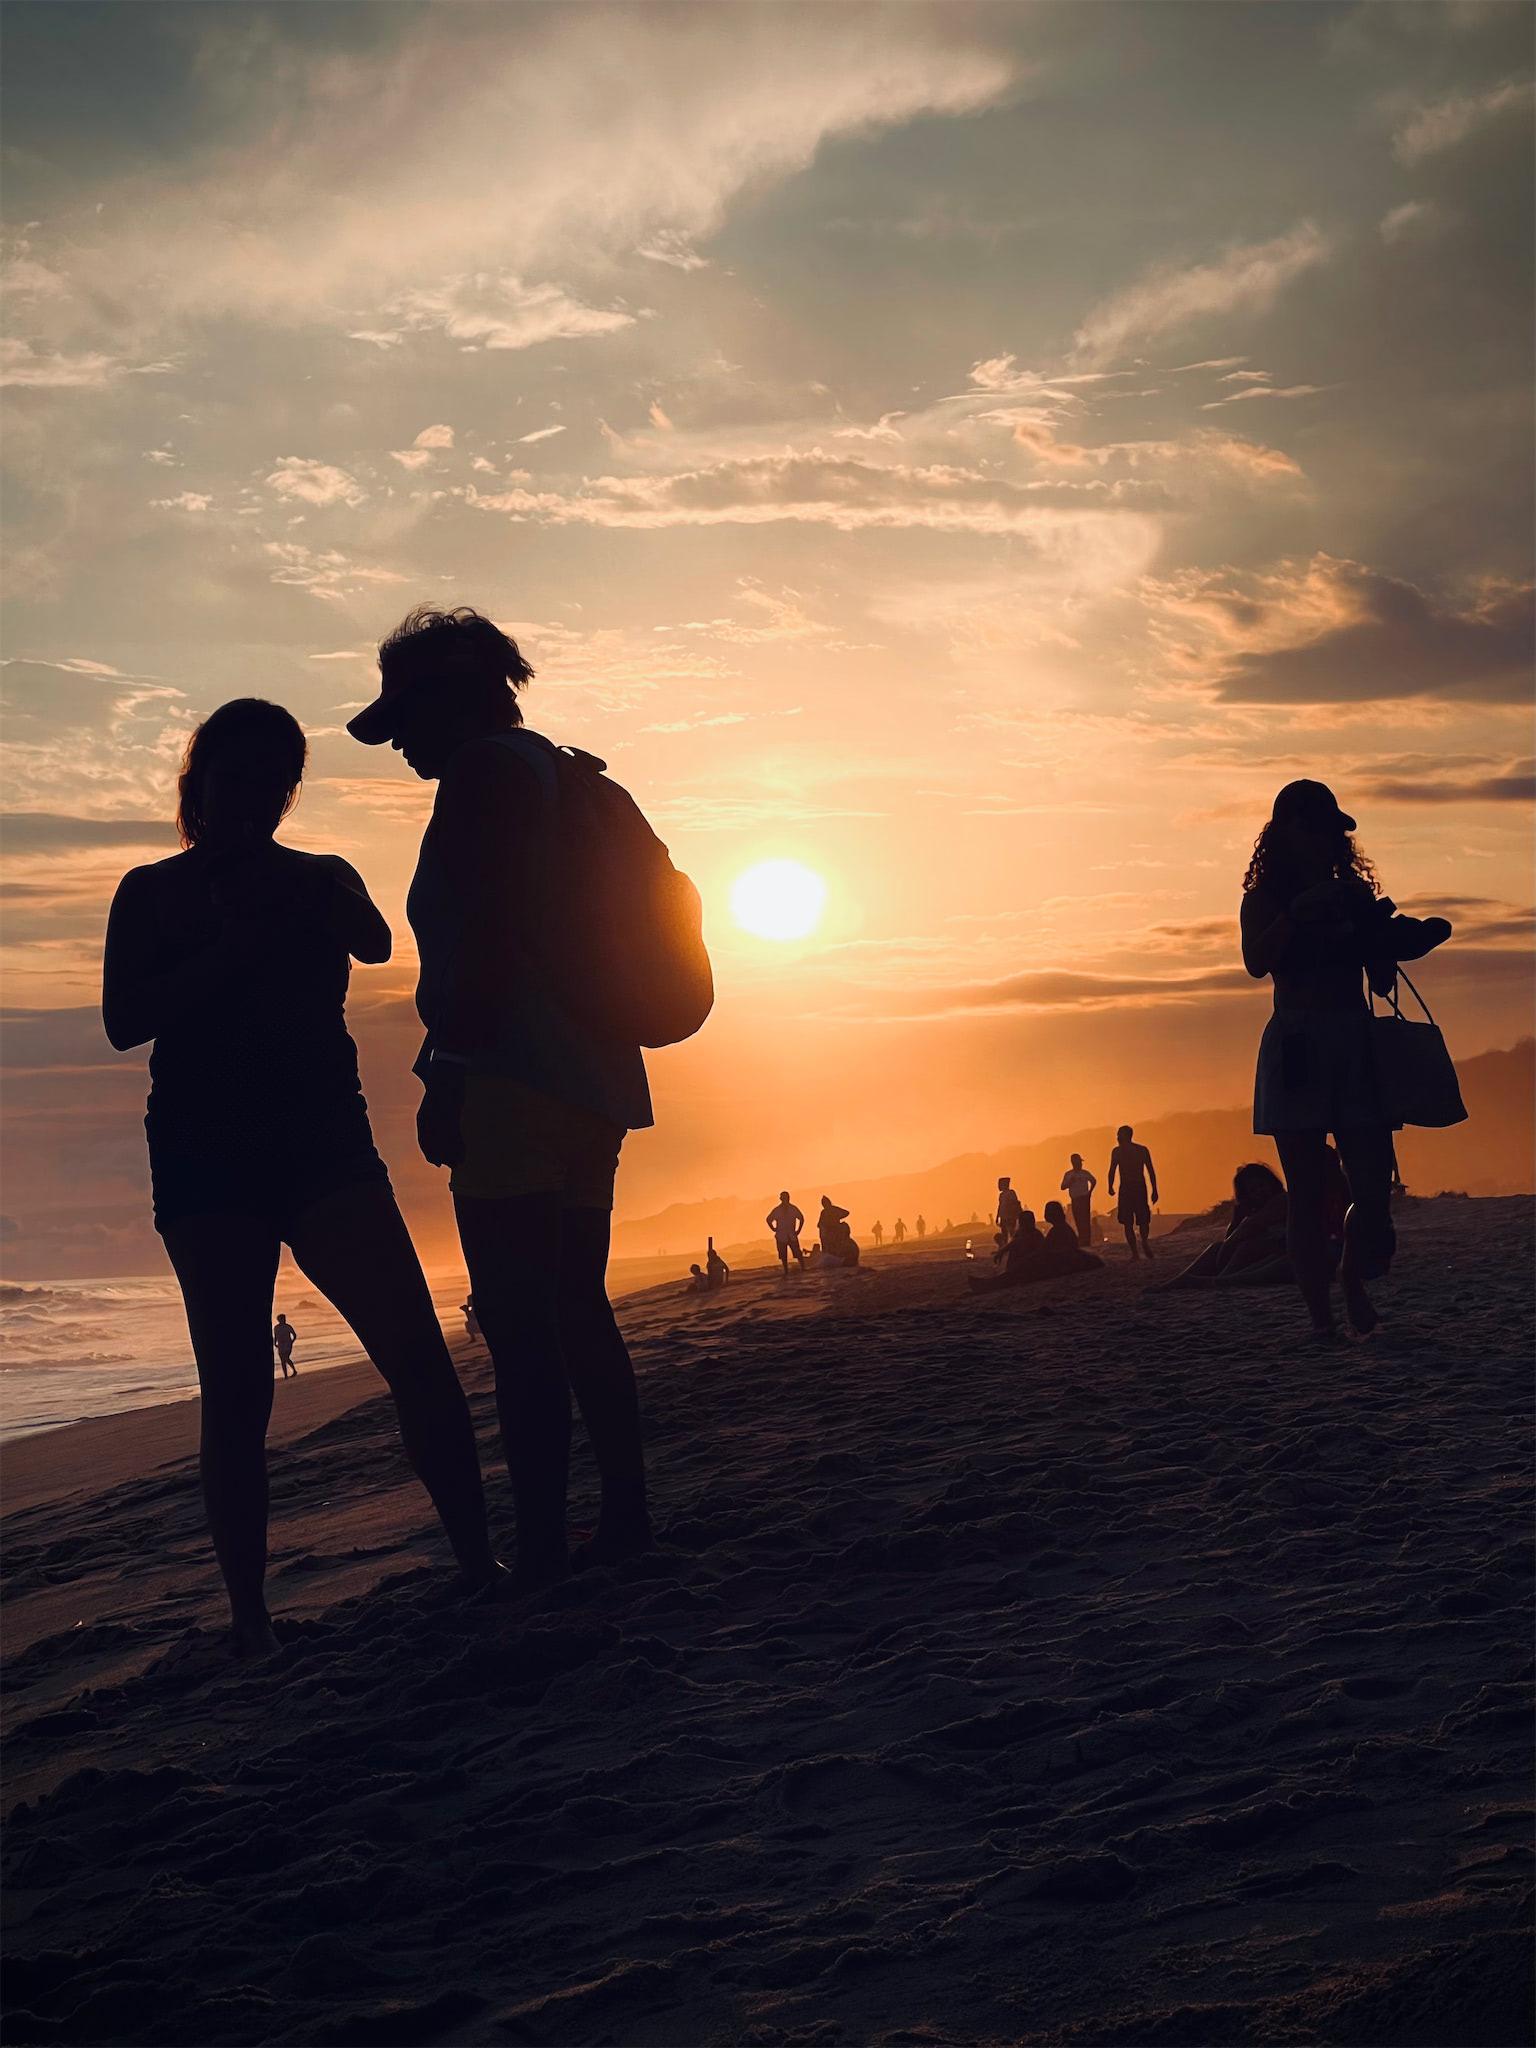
[1372,967,1437,1025]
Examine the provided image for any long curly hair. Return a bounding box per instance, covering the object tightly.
[177,699,306,848]
[1243,816,1378,898]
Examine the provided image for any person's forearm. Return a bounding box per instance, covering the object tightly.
[104,935,242,1050]
[319,880,391,964]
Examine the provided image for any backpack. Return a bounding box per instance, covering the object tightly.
[537,744,714,1049]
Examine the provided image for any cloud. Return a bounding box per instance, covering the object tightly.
[152,491,212,511]
[0,337,125,390]
[517,425,567,445]
[636,230,709,272]
[464,454,1170,534]
[390,274,635,352]
[1,813,177,852]
[264,458,367,508]
[1392,77,1534,163]
[1379,199,1450,244]
[1073,223,1333,364]
[262,541,405,601]
[1201,382,1330,411]
[1161,556,1535,704]
[1356,760,1535,805]
[879,964,1254,1016]
[388,422,455,469]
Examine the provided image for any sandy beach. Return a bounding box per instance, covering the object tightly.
[3,1194,1532,2046]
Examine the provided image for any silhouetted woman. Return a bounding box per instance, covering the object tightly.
[103,700,496,1657]
[1241,780,1450,1341]
[1152,1163,1290,1292]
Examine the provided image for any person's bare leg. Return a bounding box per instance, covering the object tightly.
[161,1213,283,1657]
[1334,1125,1396,1336]
[453,1191,572,1587]
[1151,1242,1224,1291]
[1121,1220,1138,1259]
[559,1207,651,1563]
[285,1182,496,1583]
[1274,1130,1338,1338]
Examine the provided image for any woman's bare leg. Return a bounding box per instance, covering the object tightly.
[1274,1130,1338,1337]
[161,1213,283,1656]
[1333,1124,1396,1336]
[285,1182,496,1582]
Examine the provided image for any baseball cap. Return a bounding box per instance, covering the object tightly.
[1270,779,1356,832]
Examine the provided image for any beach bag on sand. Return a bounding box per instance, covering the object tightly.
[539,744,714,1049]
[1369,970,1467,1129]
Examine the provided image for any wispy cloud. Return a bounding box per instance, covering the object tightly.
[1073,224,1333,364]
[1392,77,1533,163]
[265,458,367,509]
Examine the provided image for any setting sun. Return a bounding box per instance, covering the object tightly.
[730,860,827,942]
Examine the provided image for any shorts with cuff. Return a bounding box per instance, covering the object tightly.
[449,1074,624,1209]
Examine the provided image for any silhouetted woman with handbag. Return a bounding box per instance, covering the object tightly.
[1240,780,1451,1341]
[104,699,497,1657]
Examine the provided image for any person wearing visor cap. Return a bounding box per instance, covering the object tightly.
[350,605,656,1591]
[1240,780,1452,1343]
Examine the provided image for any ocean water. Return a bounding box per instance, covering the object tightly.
[0,1272,481,1443]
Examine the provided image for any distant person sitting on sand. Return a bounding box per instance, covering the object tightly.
[766,1191,807,1273]
[972,1204,1100,1293]
[893,1217,907,1244]
[272,1313,297,1379]
[991,1209,1044,1267]
[103,697,497,1658]
[817,1196,860,1268]
[1108,1126,1159,1260]
[685,1263,709,1295]
[706,1237,730,1290]
[872,1219,884,1247]
[995,1177,1023,1243]
[1153,1164,1291,1293]
[1060,1154,1097,1245]
[915,1214,927,1240]
[1242,779,1452,1340]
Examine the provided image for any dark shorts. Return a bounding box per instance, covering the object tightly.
[148,1091,390,1238]
[1117,1188,1151,1229]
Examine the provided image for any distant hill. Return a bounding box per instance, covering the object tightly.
[611,1040,1535,1260]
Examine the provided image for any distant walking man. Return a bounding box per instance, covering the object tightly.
[995,1176,1023,1244]
[915,1214,927,1240]
[893,1217,907,1244]
[1060,1154,1097,1246]
[766,1190,807,1273]
[272,1313,297,1379]
[1108,1126,1159,1260]
[871,1219,884,1248]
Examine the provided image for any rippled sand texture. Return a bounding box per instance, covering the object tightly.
[3,1195,1532,2046]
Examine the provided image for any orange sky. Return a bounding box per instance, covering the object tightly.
[2,2,1532,1276]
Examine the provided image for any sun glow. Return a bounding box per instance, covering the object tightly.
[730,859,827,942]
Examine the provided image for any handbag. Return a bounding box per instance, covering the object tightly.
[1369,969,1468,1128]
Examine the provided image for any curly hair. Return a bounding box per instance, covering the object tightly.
[176,699,306,848]
[1233,1161,1285,1209]
[1243,816,1378,898]
[377,605,533,724]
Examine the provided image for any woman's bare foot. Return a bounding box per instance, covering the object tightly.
[1342,1270,1380,1337]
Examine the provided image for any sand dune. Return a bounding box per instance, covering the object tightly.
[3,1196,1532,2045]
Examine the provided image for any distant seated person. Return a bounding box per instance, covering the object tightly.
[705,1236,730,1290]
[684,1263,710,1295]
[1152,1164,1291,1292]
[817,1195,861,1268]
[972,1205,1099,1293]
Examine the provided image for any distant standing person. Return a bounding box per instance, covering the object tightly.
[706,1236,730,1289]
[461,1297,482,1344]
[1107,1126,1158,1259]
[1242,780,1451,1340]
[915,1214,927,1240]
[272,1313,297,1379]
[995,1177,1023,1244]
[893,1217,907,1244]
[766,1191,807,1273]
[871,1219,884,1248]
[1060,1154,1097,1245]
